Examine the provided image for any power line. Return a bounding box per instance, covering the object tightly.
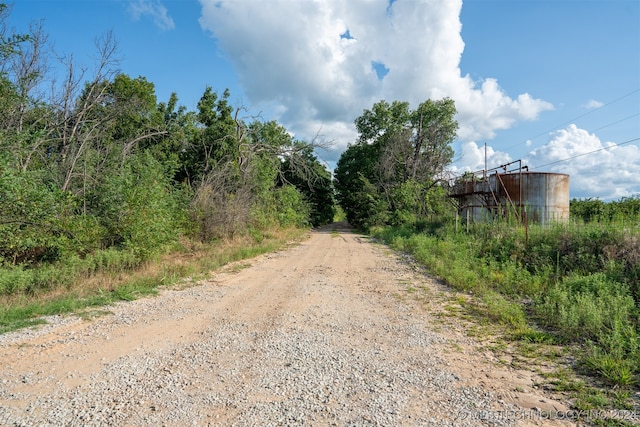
[451,90,640,179]
[505,88,640,152]
[591,112,640,133]
[528,136,640,171]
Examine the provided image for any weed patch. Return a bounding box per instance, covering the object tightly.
[372,220,640,409]
[0,226,307,334]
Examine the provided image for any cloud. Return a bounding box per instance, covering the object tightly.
[450,141,513,174]
[583,99,604,109]
[128,0,175,31]
[525,124,640,200]
[197,0,552,151]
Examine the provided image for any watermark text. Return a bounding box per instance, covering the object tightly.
[456,409,639,422]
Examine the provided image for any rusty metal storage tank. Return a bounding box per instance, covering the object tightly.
[496,172,570,224]
[450,178,498,222]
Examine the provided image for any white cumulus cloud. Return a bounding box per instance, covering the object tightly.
[451,141,513,174]
[197,0,553,155]
[128,0,175,31]
[525,124,640,200]
[583,99,604,109]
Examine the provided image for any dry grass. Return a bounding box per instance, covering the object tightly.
[0,226,310,332]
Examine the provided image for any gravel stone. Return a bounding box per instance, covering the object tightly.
[0,225,572,426]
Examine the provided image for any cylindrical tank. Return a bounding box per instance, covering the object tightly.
[454,179,497,222]
[496,172,570,224]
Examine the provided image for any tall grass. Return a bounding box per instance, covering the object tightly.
[0,248,142,296]
[372,221,640,389]
[0,226,307,334]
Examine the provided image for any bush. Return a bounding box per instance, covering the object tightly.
[0,163,72,266]
[273,186,310,227]
[482,291,528,328]
[536,273,636,342]
[90,152,185,258]
[0,267,31,295]
[373,219,640,388]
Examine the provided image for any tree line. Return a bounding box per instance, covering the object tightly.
[570,196,640,224]
[0,4,334,270]
[1,1,461,276]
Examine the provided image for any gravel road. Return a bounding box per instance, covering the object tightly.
[0,223,574,426]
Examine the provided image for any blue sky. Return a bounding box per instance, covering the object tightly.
[7,0,640,200]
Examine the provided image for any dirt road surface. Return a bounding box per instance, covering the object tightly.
[0,223,574,426]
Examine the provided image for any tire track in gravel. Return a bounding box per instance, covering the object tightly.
[0,223,572,426]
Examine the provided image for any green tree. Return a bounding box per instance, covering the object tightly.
[154,92,198,180]
[280,144,335,227]
[334,141,385,229]
[179,87,238,186]
[570,198,606,223]
[90,151,184,259]
[101,74,166,155]
[335,98,457,228]
[0,156,72,265]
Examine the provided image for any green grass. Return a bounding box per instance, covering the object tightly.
[0,226,307,334]
[372,220,640,412]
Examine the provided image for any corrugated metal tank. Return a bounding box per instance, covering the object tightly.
[496,172,570,224]
[453,179,497,223]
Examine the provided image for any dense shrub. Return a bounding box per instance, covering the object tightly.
[90,152,185,259]
[572,196,640,224]
[0,163,72,266]
[271,186,311,228]
[536,273,637,342]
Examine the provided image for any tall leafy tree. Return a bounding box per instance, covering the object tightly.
[335,98,458,228]
[154,92,197,178]
[334,141,386,229]
[103,74,166,154]
[179,87,238,186]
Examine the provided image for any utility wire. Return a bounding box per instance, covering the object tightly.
[591,112,640,133]
[505,88,640,152]
[451,90,640,179]
[528,136,640,171]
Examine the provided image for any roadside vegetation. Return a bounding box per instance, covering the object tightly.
[334,94,639,424]
[372,211,639,405]
[3,3,638,424]
[0,5,332,331]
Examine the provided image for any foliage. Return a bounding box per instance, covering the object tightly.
[372,218,640,389]
[0,158,72,266]
[334,141,383,229]
[89,152,185,259]
[269,185,311,228]
[537,273,636,341]
[571,196,640,224]
[280,143,334,227]
[335,98,457,230]
[178,87,238,186]
[0,3,332,303]
[187,117,334,239]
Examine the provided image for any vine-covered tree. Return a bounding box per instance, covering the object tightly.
[335,98,457,229]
